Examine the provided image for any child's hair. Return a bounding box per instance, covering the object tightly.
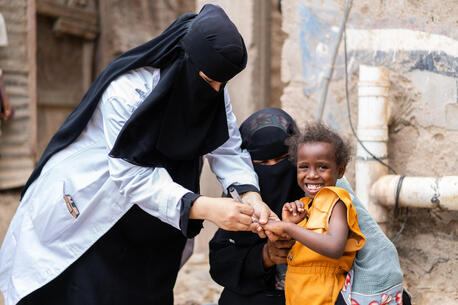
[286,122,352,166]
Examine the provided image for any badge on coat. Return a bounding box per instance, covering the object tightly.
[63,195,80,219]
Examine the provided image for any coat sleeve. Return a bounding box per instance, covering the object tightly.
[205,88,259,194]
[209,229,276,295]
[100,68,193,232]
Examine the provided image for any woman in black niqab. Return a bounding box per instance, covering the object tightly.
[209,108,304,305]
[22,3,247,197]
[16,5,254,305]
[239,108,304,217]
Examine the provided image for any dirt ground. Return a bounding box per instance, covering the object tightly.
[174,253,222,305]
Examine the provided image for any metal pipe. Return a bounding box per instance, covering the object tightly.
[371,175,458,210]
[316,0,353,121]
[355,65,390,224]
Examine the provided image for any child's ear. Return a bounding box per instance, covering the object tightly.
[337,163,346,179]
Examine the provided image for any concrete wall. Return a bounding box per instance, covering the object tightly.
[281,0,457,304]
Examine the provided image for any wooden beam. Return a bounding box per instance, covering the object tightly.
[53,17,98,40]
[36,0,98,26]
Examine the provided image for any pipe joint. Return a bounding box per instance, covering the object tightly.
[371,175,458,211]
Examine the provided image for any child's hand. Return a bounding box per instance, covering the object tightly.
[282,200,307,223]
[261,220,290,239]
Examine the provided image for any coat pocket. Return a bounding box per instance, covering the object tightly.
[30,180,77,243]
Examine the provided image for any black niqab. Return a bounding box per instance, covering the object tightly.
[239,108,303,215]
[21,4,247,198]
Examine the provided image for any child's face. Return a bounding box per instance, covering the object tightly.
[296,142,345,198]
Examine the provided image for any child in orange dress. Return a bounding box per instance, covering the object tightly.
[262,122,366,305]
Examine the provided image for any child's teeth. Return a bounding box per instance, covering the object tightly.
[308,184,321,190]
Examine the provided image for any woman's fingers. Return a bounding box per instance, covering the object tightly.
[227,203,253,227]
[266,241,294,264]
[240,191,271,224]
[238,202,254,216]
[271,239,295,248]
[265,230,280,241]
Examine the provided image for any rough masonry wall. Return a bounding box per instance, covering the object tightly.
[0,0,36,189]
[96,0,195,73]
[281,0,457,304]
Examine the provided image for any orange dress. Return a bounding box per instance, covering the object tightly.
[285,187,366,305]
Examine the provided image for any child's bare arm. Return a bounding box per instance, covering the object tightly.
[268,200,349,259]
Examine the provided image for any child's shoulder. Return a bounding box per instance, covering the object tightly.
[321,186,351,200]
[313,186,352,212]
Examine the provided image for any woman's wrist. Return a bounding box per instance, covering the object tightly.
[189,196,211,220]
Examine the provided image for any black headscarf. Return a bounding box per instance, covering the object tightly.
[239,108,304,216]
[21,4,247,198]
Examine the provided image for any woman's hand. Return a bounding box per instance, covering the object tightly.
[282,200,307,224]
[262,238,296,268]
[240,191,273,224]
[189,196,255,231]
[261,220,291,239]
[241,191,280,238]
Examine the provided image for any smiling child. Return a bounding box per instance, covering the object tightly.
[262,122,366,305]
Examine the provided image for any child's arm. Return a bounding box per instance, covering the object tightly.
[263,200,349,259]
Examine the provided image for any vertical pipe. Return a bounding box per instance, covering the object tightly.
[316,0,353,121]
[356,65,390,225]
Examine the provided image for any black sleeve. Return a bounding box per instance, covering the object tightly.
[227,183,259,195]
[209,228,276,295]
[179,192,204,238]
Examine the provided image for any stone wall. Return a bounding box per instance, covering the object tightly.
[281,0,457,303]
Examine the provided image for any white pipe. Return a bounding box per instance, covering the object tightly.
[371,175,458,210]
[355,65,390,224]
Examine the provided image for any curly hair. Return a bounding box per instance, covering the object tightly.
[286,122,352,166]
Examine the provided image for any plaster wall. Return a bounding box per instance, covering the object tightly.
[281,1,457,304]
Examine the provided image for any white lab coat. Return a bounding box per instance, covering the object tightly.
[0,67,258,305]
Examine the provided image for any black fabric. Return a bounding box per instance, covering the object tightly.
[227,183,260,195]
[253,158,304,217]
[239,107,297,161]
[403,289,412,305]
[18,205,187,305]
[210,232,275,298]
[180,8,247,82]
[180,192,203,238]
[218,285,285,305]
[21,3,247,198]
[210,108,304,305]
[335,292,347,305]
